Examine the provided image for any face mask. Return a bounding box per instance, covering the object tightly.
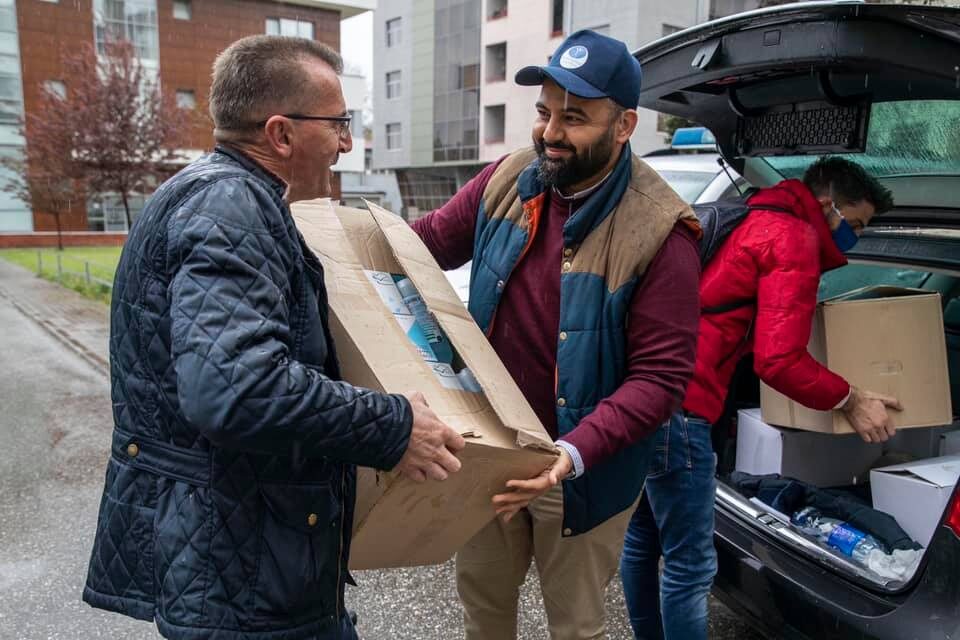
[831,207,859,253]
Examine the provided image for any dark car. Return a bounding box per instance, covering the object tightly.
[634,3,960,639]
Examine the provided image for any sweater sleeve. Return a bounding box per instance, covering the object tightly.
[559,225,701,471]
[411,158,504,268]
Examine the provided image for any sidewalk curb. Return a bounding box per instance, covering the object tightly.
[0,283,109,378]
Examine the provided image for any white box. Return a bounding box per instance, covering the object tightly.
[736,409,882,486]
[940,429,960,457]
[871,455,960,548]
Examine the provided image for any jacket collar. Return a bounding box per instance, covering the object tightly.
[748,179,848,273]
[517,143,634,246]
[214,144,288,200]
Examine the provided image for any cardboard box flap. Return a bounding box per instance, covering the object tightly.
[362,199,554,452]
[823,285,936,305]
[873,455,960,488]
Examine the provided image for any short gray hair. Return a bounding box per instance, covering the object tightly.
[209,35,343,132]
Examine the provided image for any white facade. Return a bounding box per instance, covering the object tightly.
[479,0,563,163]
[567,0,709,154]
[372,0,416,170]
[333,73,367,173]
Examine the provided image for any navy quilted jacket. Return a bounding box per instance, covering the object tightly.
[83,146,413,639]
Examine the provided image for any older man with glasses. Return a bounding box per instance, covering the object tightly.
[83,35,465,640]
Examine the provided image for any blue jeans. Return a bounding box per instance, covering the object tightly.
[620,412,718,640]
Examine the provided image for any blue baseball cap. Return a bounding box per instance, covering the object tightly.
[515,30,642,110]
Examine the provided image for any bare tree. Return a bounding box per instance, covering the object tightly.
[66,40,187,228]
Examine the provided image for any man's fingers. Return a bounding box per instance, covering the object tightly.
[880,395,903,411]
[505,477,551,492]
[885,421,897,439]
[492,490,537,507]
[444,429,466,452]
[435,447,462,474]
[404,466,427,483]
[424,462,448,482]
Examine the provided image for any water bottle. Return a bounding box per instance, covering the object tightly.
[792,507,923,581]
[395,276,454,364]
[791,507,881,565]
[456,367,482,393]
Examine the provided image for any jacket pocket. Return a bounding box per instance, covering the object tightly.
[253,482,341,623]
[85,457,157,608]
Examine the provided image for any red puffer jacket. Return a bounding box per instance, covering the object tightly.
[683,179,851,424]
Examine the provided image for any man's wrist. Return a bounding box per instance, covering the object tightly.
[554,441,584,479]
[839,386,858,412]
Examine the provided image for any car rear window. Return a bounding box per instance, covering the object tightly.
[654,170,717,203]
[766,100,960,179]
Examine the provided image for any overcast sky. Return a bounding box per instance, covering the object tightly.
[341,12,374,84]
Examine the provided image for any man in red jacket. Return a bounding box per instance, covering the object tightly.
[620,156,899,640]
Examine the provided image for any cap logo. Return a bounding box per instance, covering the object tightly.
[559,45,588,69]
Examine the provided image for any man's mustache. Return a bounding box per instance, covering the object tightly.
[537,141,576,154]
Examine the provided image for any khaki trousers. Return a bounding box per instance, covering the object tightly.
[456,485,635,640]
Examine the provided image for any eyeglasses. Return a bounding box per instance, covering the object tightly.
[254,113,353,138]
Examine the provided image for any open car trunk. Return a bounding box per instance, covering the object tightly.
[711,260,960,591]
[633,1,960,593]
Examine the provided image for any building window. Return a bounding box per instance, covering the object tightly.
[386,17,402,47]
[87,192,147,232]
[386,122,402,150]
[93,0,160,62]
[484,105,505,143]
[173,0,190,20]
[176,89,196,109]
[385,70,401,99]
[265,17,315,39]
[551,0,564,36]
[44,80,67,100]
[485,43,506,83]
[662,23,683,36]
[487,0,507,20]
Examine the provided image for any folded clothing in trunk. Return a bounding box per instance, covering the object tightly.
[728,471,922,551]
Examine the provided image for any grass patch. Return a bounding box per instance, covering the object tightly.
[0,246,122,305]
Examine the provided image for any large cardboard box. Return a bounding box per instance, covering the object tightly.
[761,287,952,434]
[871,454,960,547]
[736,408,881,486]
[291,199,557,570]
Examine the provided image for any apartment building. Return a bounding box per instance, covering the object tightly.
[1,0,372,233]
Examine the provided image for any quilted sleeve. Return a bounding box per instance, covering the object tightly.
[752,223,850,410]
[169,183,412,469]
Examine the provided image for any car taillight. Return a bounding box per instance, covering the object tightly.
[948,487,960,539]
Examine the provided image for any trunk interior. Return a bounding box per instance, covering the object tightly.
[715,262,960,591]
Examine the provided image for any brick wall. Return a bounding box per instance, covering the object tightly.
[15,0,344,232]
[156,0,342,151]
[17,0,95,232]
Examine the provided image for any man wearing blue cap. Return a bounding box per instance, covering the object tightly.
[412,30,701,639]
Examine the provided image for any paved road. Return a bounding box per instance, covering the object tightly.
[0,261,765,639]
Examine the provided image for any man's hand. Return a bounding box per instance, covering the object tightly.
[395,392,466,482]
[492,449,573,523]
[841,386,902,443]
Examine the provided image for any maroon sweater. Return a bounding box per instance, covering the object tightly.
[412,158,700,472]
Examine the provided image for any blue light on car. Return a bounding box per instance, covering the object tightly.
[671,127,717,150]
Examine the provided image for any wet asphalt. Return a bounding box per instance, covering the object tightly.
[0,291,765,640]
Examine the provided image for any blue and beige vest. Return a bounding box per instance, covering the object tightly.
[468,145,698,535]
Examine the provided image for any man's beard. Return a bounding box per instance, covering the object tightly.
[534,130,616,191]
